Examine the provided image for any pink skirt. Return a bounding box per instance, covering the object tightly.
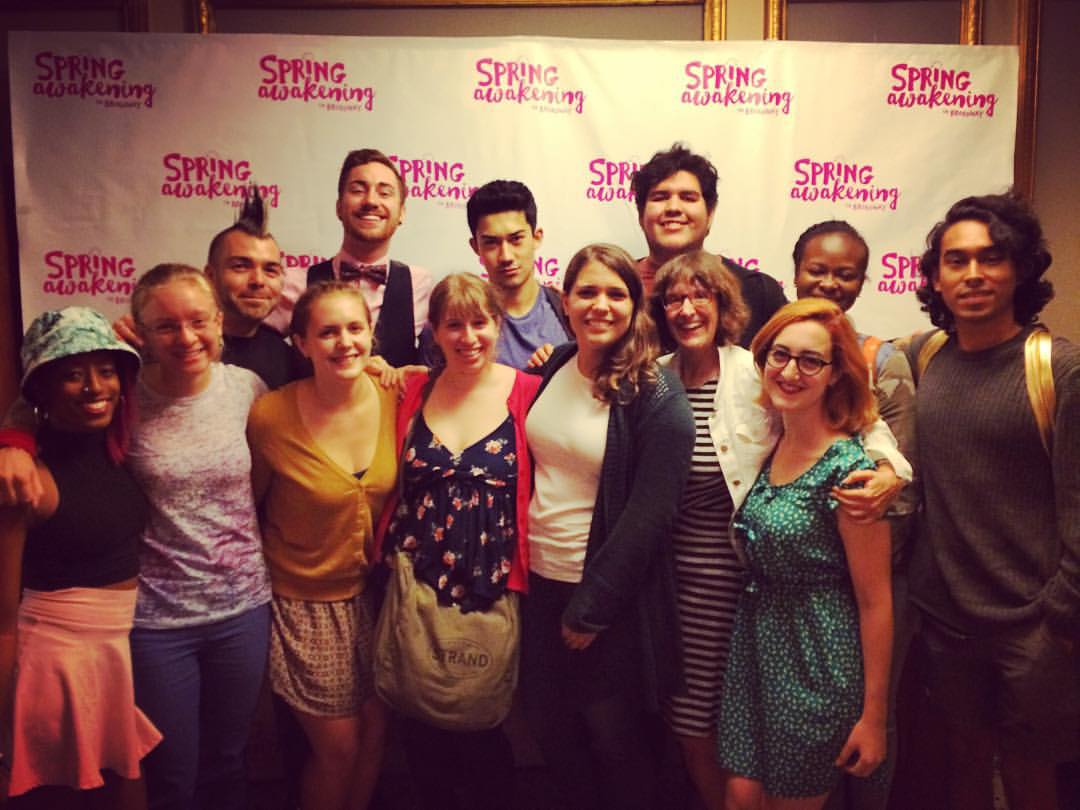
[7,587,162,797]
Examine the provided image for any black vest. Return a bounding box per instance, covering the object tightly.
[307,259,419,367]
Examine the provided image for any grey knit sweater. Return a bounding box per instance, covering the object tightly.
[910,325,1080,637]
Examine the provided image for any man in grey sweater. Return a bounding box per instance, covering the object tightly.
[910,192,1079,810]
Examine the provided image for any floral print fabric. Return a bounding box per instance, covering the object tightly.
[388,413,518,613]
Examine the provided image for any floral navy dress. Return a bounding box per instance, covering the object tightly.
[716,437,880,797]
[386,413,518,613]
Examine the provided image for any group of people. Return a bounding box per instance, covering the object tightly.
[0,142,1074,810]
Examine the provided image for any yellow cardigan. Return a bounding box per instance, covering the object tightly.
[247,377,397,601]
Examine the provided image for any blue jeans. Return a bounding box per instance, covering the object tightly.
[131,604,271,810]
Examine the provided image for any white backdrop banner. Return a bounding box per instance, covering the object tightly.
[8,31,1017,339]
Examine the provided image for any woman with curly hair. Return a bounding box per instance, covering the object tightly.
[521,243,695,810]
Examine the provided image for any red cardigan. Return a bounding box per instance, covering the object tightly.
[372,368,540,594]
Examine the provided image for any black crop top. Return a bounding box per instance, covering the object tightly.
[22,426,147,591]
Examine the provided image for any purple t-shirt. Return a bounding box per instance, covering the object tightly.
[496,287,569,369]
[128,363,271,628]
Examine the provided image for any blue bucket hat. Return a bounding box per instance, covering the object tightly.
[20,306,141,396]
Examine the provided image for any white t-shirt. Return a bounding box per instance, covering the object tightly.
[526,360,610,583]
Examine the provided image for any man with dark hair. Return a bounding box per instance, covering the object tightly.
[307,148,433,368]
[910,192,1079,810]
[204,188,301,390]
[465,180,570,368]
[110,187,301,390]
[630,143,786,348]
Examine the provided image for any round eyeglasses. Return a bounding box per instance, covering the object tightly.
[766,347,832,376]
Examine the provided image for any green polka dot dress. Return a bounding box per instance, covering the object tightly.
[716,437,877,798]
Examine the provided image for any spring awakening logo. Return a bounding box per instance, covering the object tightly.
[790,159,900,211]
[877,251,926,295]
[389,155,477,207]
[731,257,763,273]
[473,58,586,115]
[586,158,638,204]
[535,256,561,282]
[682,62,792,115]
[258,54,374,112]
[887,64,998,118]
[475,254,560,282]
[41,250,137,303]
[32,52,155,109]
[160,153,281,208]
[281,252,331,275]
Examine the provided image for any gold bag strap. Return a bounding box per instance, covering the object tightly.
[1024,327,1055,455]
[917,327,1055,456]
[861,335,883,385]
[916,329,950,378]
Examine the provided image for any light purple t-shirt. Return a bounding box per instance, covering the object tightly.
[128,363,272,629]
[496,287,569,369]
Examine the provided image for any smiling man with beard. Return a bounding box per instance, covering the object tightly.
[307,149,433,369]
[204,188,303,390]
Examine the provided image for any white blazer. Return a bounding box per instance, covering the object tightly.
[660,344,912,514]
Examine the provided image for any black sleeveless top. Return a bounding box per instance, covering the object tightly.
[22,426,146,591]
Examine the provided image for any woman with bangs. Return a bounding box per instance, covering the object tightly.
[647,252,908,810]
[521,244,695,810]
[373,273,539,810]
[716,298,893,810]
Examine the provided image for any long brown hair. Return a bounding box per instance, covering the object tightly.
[563,243,657,405]
[428,272,504,333]
[750,298,878,433]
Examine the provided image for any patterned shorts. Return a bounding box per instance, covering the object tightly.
[269,592,375,717]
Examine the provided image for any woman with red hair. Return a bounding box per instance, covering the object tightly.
[717,298,894,810]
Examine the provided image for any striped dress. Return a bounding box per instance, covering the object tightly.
[664,378,745,737]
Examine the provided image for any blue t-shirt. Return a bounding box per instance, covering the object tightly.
[496,287,569,369]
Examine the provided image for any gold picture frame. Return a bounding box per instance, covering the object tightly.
[767,0,1038,197]
[193,0,1035,193]
[195,0,728,40]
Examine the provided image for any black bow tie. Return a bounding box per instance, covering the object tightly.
[339,261,388,286]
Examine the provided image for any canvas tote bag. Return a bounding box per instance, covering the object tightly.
[373,551,520,731]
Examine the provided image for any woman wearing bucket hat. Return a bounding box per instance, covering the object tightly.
[0,306,161,807]
[0,266,271,810]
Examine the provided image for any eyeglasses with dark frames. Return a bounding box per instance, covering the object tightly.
[766,346,832,376]
[662,291,713,311]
